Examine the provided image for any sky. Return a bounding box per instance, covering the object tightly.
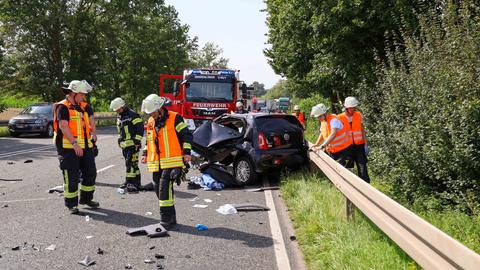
[164,0,282,89]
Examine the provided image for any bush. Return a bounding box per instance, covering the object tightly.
[360,1,480,213]
[295,93,330,142]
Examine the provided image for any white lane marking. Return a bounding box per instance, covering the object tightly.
[97,165,115,173]
[0,145,54,158]
[263,179,291,270]
[0,197,57,203]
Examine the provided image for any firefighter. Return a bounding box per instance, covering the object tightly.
[54,80,99,214]
[338,97,371,183]
[110,97,144,192]
[292,105,306,130]
[233,101,248,114]
[140,94,192,229]
[309,103,352,166]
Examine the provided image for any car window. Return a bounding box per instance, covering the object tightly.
[254,115,302,132]
[217,117,246,133]
[22,105,52,115]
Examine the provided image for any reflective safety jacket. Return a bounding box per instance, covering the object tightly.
[53,99,93,149]
[117,107,144,149]
[292,111,306,126]
[320,114,351,153]
[338,111,365,145]
[145,110,192,172]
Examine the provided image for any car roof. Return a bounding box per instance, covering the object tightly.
[218,112,296,120]
[29,102,53,106]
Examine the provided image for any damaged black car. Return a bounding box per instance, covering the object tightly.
[191,113,309,186]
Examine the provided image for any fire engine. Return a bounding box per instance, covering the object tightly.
[159,69,246,130]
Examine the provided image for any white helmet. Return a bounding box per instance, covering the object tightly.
[344,96,359,108]
[63,80,92,94]
[293,105,300,111]
[310,103,328,117]
[110,97,126,111]
[236,101,243,108]
[141,94,165,114]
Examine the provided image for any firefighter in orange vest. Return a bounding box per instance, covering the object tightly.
[338,97,371,182]
[292,105,306,130]
[309,103,352,166]
[140,94,192,229]
[54,80,99,214]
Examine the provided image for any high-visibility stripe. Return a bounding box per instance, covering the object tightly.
[80,184,95,192]
[183,142,191,149]
[120,140,134,148]
[175,122,187,132]
[124,125,131,140]
[64,170,78,198]
[135,135,143,141]
[132,118,143,125]
[163,127,169,157]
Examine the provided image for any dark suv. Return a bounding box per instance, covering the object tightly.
[8,103,54,137]
[192,113,309,185]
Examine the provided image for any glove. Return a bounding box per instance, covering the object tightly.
[364,144,369,156]
[92,140,99,157]
[170,168,182,186]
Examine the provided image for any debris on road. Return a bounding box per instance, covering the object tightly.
[145,211,153,216]
[193,204,208,208]
[86,236,93,239]
[12,242,39,251]
[96,248,104,255]
[216,204,237,215]
[154,254,165,259]
[85,215,91,222]
[149,246,156,250]
[3,204,8,208]
[24,160,33,163]
[195,224,208,231]
[188,197,199,202]
[290,235,297,241]
[125,264,133,269]
[45,244,56,251]
[144,259,154,264]
[78,256,95,267]
[126,223,168,238]
[204,199,212,203]
[116,188,125,195]
[244,186,280,192]
[7,161,14,165]
[48,185,64,193]
[232,203,270,211]
[0,178,23,182]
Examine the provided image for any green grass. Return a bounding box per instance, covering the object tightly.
[0,126,9,137]
[0,93,42,108]
[281,170,480,269]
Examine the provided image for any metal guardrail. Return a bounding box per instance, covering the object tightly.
[308,145,480,270]
[0,116,117,127]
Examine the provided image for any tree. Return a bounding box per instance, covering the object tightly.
[189,42,229,68]
[249,81,266,97]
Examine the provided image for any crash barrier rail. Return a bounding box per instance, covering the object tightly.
[0,116,117,127]
[308,145,480,270]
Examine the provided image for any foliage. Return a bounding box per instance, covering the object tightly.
[294,93,329,142]
[189,42,229,68]
[264,0,432,103]
[0,93,42,108]
[360,1,480,212]
[249,81,266,97]
[0,0,194,108]
[263,79,292,99]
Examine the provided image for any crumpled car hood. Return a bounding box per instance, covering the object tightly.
[193,121,241,148]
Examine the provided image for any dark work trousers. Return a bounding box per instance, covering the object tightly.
[122,147,141,186]
[58,149,97,208]
[347,144,371,183]
[152,169,176,222]
[330,146,353,167]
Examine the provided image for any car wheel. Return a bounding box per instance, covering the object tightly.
[43,123,54,137]
[233,156,257,186]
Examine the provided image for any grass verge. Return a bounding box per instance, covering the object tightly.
[0,126,9,137]
[282,170,480,269]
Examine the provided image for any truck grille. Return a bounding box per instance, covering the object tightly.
[191,109,228,117]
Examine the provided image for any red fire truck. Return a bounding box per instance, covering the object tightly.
[159,69,246,130]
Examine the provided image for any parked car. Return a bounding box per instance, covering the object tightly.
[8,102,54,137]
[191,113,309,185]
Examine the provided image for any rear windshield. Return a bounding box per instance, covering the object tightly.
[22,105,52,115]
[254,115,302,131]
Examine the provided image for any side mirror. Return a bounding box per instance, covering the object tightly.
[173,80,180,97]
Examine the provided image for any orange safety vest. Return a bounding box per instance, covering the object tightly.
[338,111,365,145]
[53,99,93,149]
[293,111,305,125]
[146,111,185,172]
[320,114,351,153]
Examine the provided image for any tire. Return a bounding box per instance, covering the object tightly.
[43,123,54,137]
[10,131,20,137]
[233,156,258,186]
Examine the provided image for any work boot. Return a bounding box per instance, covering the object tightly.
[68,206,80,215]
[160,207,177,230]
[141,182,154,191]
[79,200,100,208]
[119,182,128,189]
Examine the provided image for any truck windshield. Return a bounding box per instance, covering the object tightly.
[186,82,234,102]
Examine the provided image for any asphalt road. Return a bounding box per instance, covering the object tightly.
[0,126,305,270]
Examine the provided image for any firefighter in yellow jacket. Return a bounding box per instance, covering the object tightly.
[140,94,192,229]
[54,80,99,214]
[309,103,352,167]
[338,97,371,182]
